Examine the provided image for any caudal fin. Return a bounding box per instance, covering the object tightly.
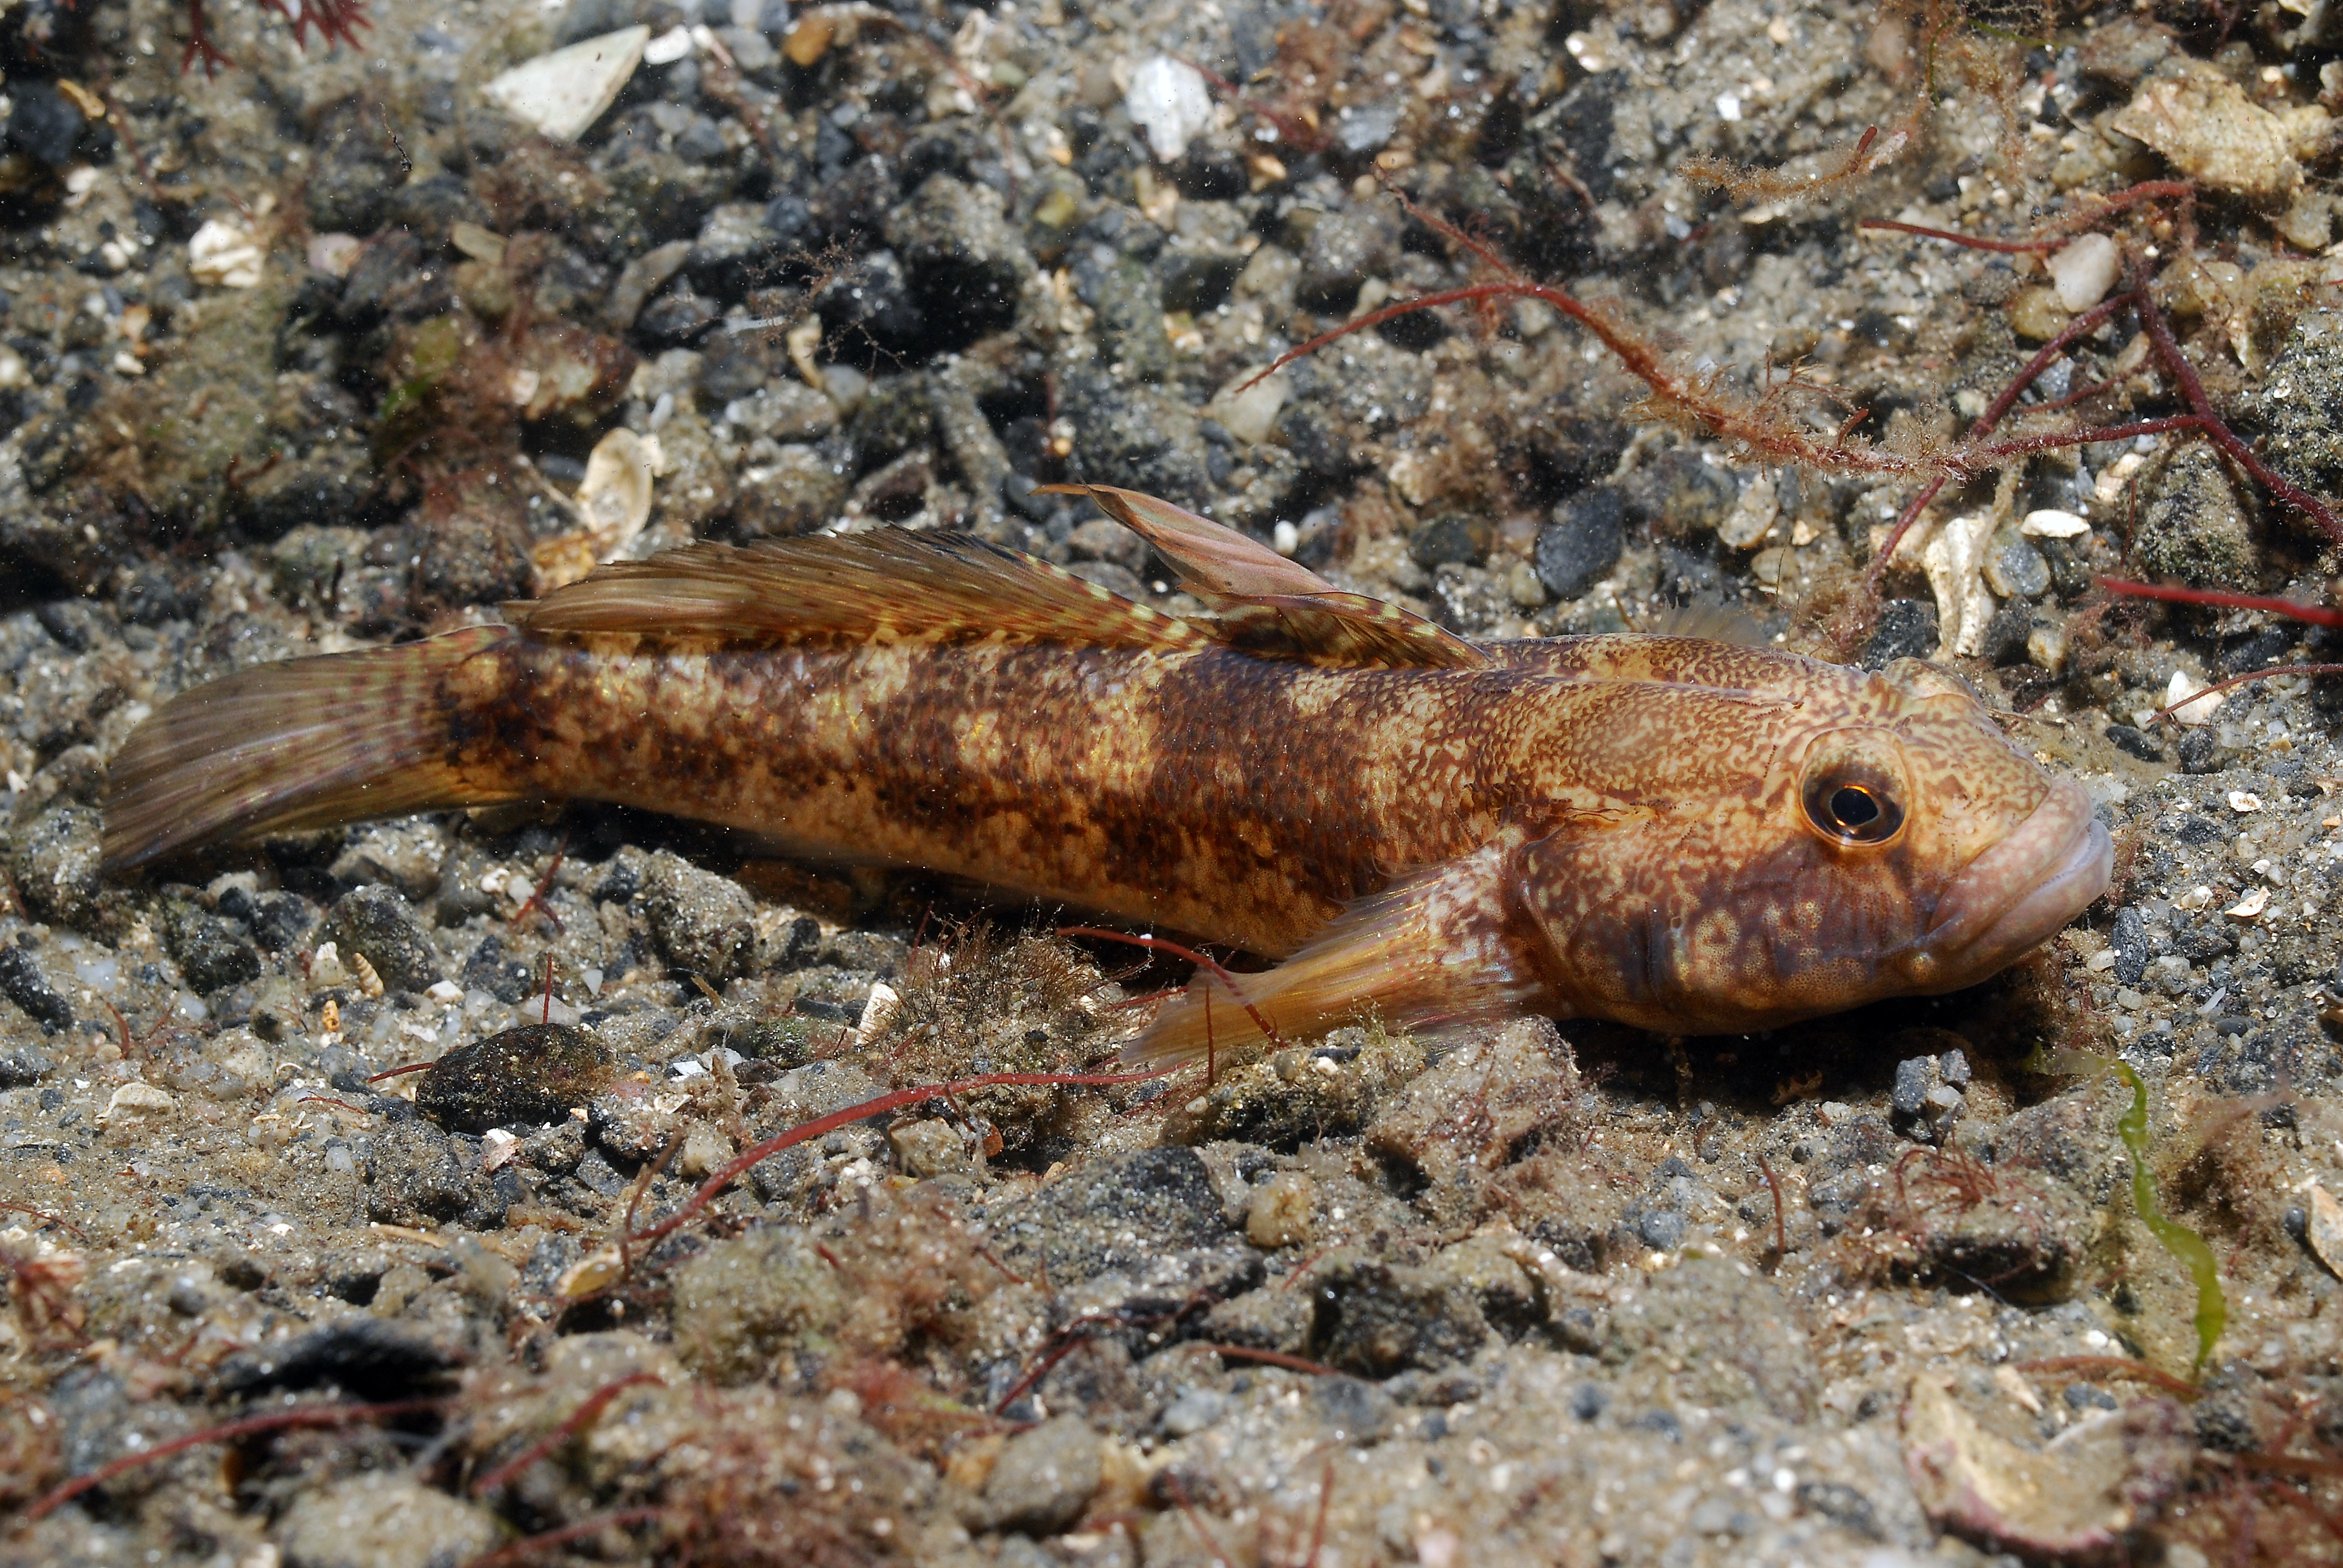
[102,627,523,873]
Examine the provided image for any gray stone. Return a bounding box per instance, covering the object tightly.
[975,1416,1102,1535]
[640,851,759,982]
[1863,599,1939,669]
[0,943,73,1034]
[885,175,1034,349]
[324,886,445,995]
[2134,445,2258,587]
[1297,201,1400,315]
[278,1472,503,1568]
[161,900,261,995]
[1535,489,1626,600]
[1984,528,2052,599]
[10,805,113,934]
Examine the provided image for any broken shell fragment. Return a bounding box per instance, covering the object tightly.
[189,218,266,289]
[481,26,651,143]
[532,428,658,592]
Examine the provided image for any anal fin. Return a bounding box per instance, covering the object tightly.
[1120,839,1547,1067]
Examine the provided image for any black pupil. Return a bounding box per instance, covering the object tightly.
[1830,786,1879,828]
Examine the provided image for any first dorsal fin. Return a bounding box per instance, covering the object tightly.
[1042,483,1489,671]
[510,531,1214,653]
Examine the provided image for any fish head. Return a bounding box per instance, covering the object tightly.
[1518,652,2112,1033]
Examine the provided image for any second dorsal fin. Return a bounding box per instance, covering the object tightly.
[1043,483,1489,671]
[510,531,1215,653]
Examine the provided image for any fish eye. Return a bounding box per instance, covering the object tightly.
[1804,772,1904,845]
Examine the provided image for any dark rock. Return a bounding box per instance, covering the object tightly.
[1156,245,1247,314]
[219,1316,464,1399]
[413,513,532,613]
[336,230,450,326]
[1634,1207,1687,1249]
[0,1037,54,1085]
[1534,488,1626,600]
[994,1148,1230,1283]
[971,1417,1102,1535]
[885,174,1032,354]
[1409,514,1491,570]
[686,200,785,299]
[2134,445,2258,588]
[730,442,851,538]
[461,933,539,1004]
[1297,201,1400,315]
[1892,1054,1940,1116]
[1059,367,1209,505]
[251,893,318,954]
[1625,449,1739,536]
[2178,727,2224,774]
[10,805,114,934]
[1504,80,1613,270]
[815,247,927,356]
[382,173,489,239]
[323,886,445,994]
[364,1117,471,1224]
[1309,1256,1490,1375]
[1863,599,1939,669]
[1524,407,1632,493]
[640,851,759,982]
[416,1024,615,1134]
[1795,1481,1880,1540]
[602,152,734,260]
[2104,724,2164,763]
[0,943,71,1034]
[304,99,408,235]
[2111,907,2151,985]
[229,442,379,543]
[2252,305,2343,505]
[7,82,87,169]
[1980,601,2034,666]
[162,901,262,994]
[636,286,721,347]
[1073,248,1173,385]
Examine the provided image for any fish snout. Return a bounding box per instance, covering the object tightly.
[1909,778,2112,984]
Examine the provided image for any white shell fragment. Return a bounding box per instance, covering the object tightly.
[1208,368,1288,446]
[482,26,652,143]
[532,427,658,592]
[2020,508,2090,538]
[2226,886,2271,920]
[103,1082,175,1122]
[189,218,266,289]
[577,427,656,548]
[2046,234,2120,312]
[2228,789,2264,814]
[2166,669,2224,727]
[2109,61,2325,202]
[1126,56,1213,162]
[1924,511,1998,659]
[2307,1183,2343,1279]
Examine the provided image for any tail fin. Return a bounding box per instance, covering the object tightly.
[102,627,523,873]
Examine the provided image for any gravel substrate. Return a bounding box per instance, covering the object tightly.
[5,0,2343,1561]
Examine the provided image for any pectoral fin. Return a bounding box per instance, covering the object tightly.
[1119,839,1547,1067]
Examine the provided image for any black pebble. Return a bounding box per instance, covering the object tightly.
[416,1023,615,1134]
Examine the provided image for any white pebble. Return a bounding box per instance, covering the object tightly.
[2228,790,2263,813]
[2047,233,2120,312]
[1125,56,1213,162]
[2020,508,2089,538]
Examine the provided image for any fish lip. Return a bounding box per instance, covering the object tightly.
[1921,779,2112,972]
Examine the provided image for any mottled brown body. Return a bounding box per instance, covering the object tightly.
[103,487,2111,1063]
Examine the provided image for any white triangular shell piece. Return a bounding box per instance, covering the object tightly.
[482,26,651,143]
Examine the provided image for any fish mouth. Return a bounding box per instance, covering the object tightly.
[1917,778,2112,981]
